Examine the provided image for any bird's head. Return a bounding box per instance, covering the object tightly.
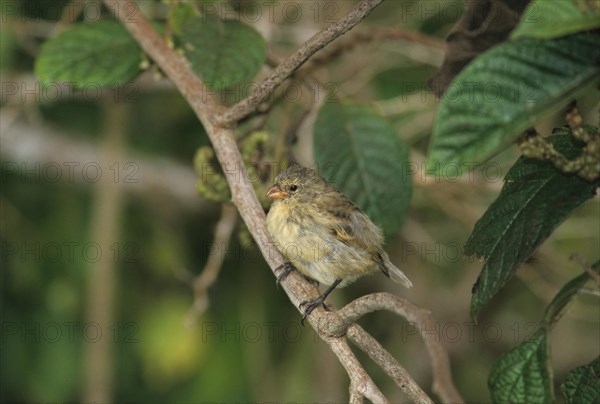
[266,163,323,204]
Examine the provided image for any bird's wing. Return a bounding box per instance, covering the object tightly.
[314,191,383,252]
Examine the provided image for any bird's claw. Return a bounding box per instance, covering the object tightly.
[275,262,295,287]
[299,297,329,326]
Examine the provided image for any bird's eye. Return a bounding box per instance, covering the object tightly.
[289,184,298,192]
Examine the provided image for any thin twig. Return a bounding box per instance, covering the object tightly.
[185,204,238,327]
[336,293,464,403]
[300,27,446,75]
[214,0,384,127]
[570,253,600,287]
[579,287,600,297]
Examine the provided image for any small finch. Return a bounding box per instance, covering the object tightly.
[266,163,411,320]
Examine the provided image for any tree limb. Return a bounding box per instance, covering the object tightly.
[347,325,433,403]
[326,335,389,403]
[213,0,384,127]
[103,1,461,402]
[337,293,463,403]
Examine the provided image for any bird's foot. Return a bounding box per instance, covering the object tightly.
[299,296,330,326]
[275,262,295,287]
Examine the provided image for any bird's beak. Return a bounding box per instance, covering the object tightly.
[266,184,288,199]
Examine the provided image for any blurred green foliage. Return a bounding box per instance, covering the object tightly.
[1,0,598,403]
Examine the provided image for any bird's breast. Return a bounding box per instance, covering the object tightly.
[266,201,378,286]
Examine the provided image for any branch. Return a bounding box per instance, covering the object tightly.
[347,325,433,403]
[83,102,128,403]
[214,0,384,127]
[570,253,600,287]
[336,293,464,403]
[185,203,238,327]
[326,336,389,403]
[103,2,460,402]
[299,26,446,75]
[103,1,390,400]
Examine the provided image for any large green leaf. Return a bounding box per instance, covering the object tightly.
[426,33,600,175]
[180,16,266,89]
[489,331,553,404]
[561,357,600,404]
[488,267,598,403]
[35,21,142,88]
[512,0,600,40]
[466,133,599,318]
[314,102,412,239]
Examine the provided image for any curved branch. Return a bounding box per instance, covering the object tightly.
[337,293,463,403]
[185,203,238,327]
[102,2,458,403]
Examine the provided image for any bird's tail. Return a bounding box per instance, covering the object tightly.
[385,261,413,288]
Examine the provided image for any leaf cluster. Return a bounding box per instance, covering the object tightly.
[428,1,600,401]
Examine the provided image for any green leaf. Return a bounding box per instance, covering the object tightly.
[489,331,553,404]
[561,357,600,404]
[466,133,600,318]
[426,33,600,175]
[487,265,599,403]
[541,262,599,328]
[314,102,412,239]
[512,0,600,40]
[35,21,142,88]
[180,16,266,89]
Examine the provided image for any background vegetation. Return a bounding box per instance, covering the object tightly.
[1,0,598,402]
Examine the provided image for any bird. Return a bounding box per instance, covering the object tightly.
[265,163,412,321]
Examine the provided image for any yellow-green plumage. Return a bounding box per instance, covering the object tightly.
[266,164,412,289]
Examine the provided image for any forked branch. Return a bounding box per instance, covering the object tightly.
[214,0,384,126]
[103,1,462,402]
[338,293,463,403]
